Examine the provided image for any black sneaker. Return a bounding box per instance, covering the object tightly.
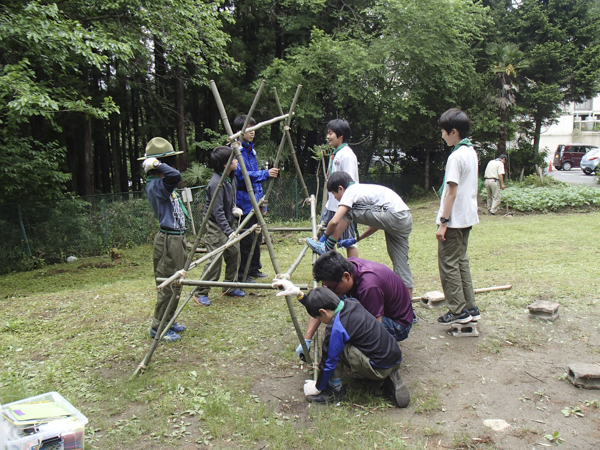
[248,271,269,279]
[238,276,257,284]
[307,384,347,404]
[466,307,481,321]
[437,308,472,324]
[383,369,410,408]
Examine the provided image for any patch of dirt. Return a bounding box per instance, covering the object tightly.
[246,313,600,448]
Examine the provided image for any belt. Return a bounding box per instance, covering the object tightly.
[159,228,185,235]
[485,178,498,181]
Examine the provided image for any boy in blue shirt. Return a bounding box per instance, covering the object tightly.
[194,146,245,306]
[272,282,410,408]
[141,137,187,342]
[233,115,279,283]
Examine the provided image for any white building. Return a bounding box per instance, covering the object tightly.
[539,95,600,159]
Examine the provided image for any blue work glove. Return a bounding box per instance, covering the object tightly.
[319,233,327,243]
[295,339,312,361]
[339,238,357,248]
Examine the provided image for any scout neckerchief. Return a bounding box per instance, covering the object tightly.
[438,138,473,196]
[334,300,344,314]
[146,175,191,222]
[328,143,348,174]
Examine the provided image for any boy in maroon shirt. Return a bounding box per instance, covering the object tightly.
[295,251,415,360]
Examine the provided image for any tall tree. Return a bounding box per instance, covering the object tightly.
[485,43,528,155]
[508,0,600,151]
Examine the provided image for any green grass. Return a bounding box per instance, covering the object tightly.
[2,200,600,449]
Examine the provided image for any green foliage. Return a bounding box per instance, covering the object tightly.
[181,162,212,188]
[507,140,548,177]
[506,0,600,148]
[0,137,71,203]
[544,431,564,445]
[498,185,600,212]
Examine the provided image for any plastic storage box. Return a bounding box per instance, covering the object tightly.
[1,392,87,450]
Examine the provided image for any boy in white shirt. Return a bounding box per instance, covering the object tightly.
[307,172,414,297]
[435,108,480,325]
[319,119,359,257]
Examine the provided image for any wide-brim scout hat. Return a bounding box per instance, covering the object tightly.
[138,137,183,160]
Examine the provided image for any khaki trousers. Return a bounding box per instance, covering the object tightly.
[437,227,476,315]
[332,344,400,381]
[485,178,501,213]
[197,220,240,296]
[152,232,187,329]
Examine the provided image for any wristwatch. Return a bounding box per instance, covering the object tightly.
[440,216,450,224]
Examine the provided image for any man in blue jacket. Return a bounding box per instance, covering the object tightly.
[141,137,187,342]
[233,115,279,282]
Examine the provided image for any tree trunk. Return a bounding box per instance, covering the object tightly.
[110,115,122,193]
[176,75,188,170]
[498,107,507,155]
[93,118,111,193]
[131,88,140,191]
[81,115,94,196]
[533,116,542,153]
[424,148,430,190]
[120,111,129,193]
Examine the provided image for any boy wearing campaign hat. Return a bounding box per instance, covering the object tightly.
[140,137,188,342]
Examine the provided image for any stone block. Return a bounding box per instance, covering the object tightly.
[449,322,479,338]
[420,291,445,309]
[568,363,600,390]
[528,300,560,322]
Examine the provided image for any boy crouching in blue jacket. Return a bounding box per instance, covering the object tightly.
[272,282,410,407]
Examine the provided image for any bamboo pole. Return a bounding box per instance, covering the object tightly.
[241,231,260,282]
[156,278,310,290]
[243,85,303,283]
[210,81,311,364]
[156,225,258,291]
[309,195,320,379]
[410,285,512,302]
[227,113,290,141]
[273,87,310,201]
[132,149,237,378]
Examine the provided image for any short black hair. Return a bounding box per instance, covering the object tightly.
[327,119,352,143]
[438,108,470,139]
[304,287,340,318]
[210,146,233,172]
[233,115,256,133]
[327,171,353,192]
[313,251,354,282]
[498,154,507,161]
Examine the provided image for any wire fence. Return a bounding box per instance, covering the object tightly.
[0,173,425,273]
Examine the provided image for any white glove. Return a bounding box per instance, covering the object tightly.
[143,157,160,173]
[255,226,262,235]
[232,207,243,218]
[303,380,321,397]
[271,279,301,297]
[228,232,238,240]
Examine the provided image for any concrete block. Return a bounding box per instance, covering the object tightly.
[420,291,445,309]
[528,300,560,322]
[449,322,479,338]
[568,363,600,390]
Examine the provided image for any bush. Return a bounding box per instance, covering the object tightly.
[498,185,600,212]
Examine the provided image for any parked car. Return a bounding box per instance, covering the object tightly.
[580,148,600,175]
[553,144,599,170]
